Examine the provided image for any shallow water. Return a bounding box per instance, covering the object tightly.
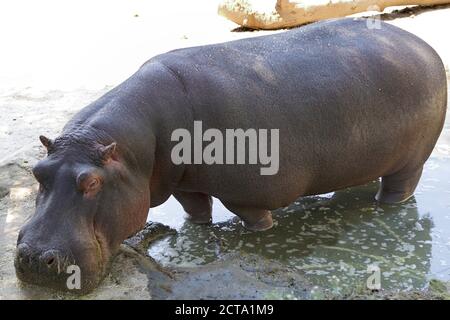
[148,115,450,295]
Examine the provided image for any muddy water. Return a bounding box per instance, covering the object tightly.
[148,112,450,295]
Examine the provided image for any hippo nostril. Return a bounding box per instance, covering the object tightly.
[15,243,32,273]
[16,243,31,260]
[40,250,59,268]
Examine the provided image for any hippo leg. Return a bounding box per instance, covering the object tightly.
[173,191,212,224]
[222,202,273,232]
[375,166,423,204]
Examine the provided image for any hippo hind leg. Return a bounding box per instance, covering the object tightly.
[173,191,212,224]
[375,165,423,204]
[222,202,273,232]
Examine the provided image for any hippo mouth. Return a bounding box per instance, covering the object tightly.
[14,225,111,294]
[93,221,108,275]
[14,242,78,292]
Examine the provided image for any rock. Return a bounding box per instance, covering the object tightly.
[123,222,176,255]
[218,0,450,30]
[164,253,311,299]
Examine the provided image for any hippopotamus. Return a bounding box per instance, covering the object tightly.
[15,18,447,293]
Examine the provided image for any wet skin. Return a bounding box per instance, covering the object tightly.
[15,18,447,293]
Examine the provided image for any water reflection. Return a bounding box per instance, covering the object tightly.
[149,182,433,291]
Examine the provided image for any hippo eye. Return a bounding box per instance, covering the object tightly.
[76,171,103,197]
[87,179,100,190]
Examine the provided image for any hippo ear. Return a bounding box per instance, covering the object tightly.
[99,142,118,162]
[39,135,53,150]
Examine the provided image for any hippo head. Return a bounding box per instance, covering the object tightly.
[15,133,151,293]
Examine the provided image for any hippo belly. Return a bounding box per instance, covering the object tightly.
[152,18,447,230]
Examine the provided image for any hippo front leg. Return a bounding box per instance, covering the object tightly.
[173,191,212,224]
[222,202,273,232]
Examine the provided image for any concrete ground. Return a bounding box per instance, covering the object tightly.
[0,0,449,299]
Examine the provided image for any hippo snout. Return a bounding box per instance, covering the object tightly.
[14,216,111,294]
[15,243,73,290]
